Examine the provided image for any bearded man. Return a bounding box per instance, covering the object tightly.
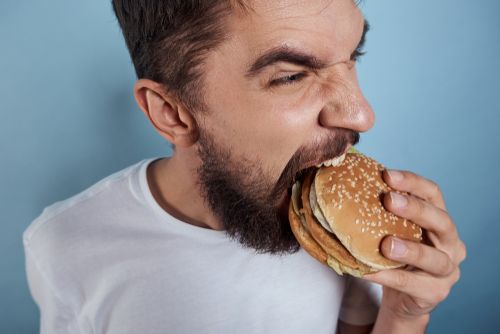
[24,1,466,333]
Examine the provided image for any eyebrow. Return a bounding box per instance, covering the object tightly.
[245,19,370,78]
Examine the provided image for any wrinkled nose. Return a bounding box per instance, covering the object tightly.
[318,64,375,133]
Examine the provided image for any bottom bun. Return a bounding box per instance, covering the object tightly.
[289,174,378,278]
[288,199,328,265]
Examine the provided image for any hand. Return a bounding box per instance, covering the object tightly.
[363,169,467,321]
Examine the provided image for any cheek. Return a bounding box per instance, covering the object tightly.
[203,48,323,176]
[249,83,325,150]
[207,83,323,177]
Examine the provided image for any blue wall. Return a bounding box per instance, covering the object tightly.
[1,0,498,332]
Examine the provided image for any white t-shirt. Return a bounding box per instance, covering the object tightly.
[23,158,382,334]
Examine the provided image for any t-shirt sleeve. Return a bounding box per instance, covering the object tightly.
[24,240,76,334]
[338,276,383,325]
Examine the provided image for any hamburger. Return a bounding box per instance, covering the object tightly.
[289,149,423,277]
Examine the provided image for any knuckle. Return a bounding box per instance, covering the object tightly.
[432,286,450,303]
[399,170,412,179]
[394,271,410,289]
[440,253,454,276]
[413,243,425,263]
[440,287,451,301]
[450,221,458,235]
[439,212,455,236]
[412,196,426,216]
[459,241,467,262]
[428,179,441,196]
[453,268,461,284]
[400,170,416,185]
[433,292,445,304]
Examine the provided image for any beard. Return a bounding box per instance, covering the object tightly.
[196,127,359,255]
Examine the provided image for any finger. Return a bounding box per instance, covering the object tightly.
[380,236,455,277]
[383,170,446,211]
[384,191,458,244]
[457,239,467,263]
[363,269,451,305]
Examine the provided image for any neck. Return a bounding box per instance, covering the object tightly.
[146,151,223,230]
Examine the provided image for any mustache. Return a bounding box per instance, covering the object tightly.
[271,129,360,200]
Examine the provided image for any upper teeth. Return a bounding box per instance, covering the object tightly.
[316,152,347,168]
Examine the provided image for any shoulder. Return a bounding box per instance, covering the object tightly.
[23,159,148,264]
[23,159,157,312]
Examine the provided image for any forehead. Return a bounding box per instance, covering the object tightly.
[226,0,364,64]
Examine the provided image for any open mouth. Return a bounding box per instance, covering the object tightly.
[291,150,349,190]
[277,150,350,221]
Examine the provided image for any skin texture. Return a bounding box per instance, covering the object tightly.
[364,170,466,333]
[133,0,466,332]
[138,0,369,255]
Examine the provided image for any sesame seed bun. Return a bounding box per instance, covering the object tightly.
[289,152,423,277]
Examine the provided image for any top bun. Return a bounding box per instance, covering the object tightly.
[313,153,423,270]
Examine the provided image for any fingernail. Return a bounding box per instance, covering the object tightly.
[388,170,403,182]
[390,192,408,208]
[390,238,408,258]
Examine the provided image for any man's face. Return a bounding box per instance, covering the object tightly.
[195,0,374,254]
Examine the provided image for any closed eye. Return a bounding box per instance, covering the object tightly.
[269,72,307,87]
[350,46,366,62]
[351,20,370,62]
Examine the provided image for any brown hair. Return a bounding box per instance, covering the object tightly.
[111,0,247,111]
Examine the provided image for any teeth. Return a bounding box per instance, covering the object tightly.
[316,152,347,168]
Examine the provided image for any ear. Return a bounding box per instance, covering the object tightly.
[133,79,199,147]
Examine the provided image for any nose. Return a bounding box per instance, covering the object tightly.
[318,64,375,133]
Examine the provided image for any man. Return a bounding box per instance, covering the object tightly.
[24,0,466,333]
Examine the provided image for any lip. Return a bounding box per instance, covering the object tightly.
[293,144,352,182]
[312,144,351,169]
[278,146,350,219]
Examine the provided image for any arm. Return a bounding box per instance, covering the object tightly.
[337,320,374,334]
[337,298,429,334]
[337,276,381,334]
[337,311,429,334]
[370,307,429,334]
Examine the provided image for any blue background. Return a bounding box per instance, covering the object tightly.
[1,0,499,332]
